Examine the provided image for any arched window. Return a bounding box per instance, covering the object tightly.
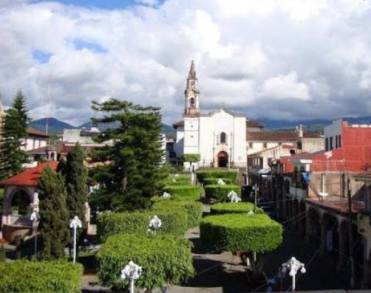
[220,132,227,144]
[190,98,195,107]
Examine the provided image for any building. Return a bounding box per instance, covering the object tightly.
[257,119,371,287]
[21,127,49,152]
[173,61,262,170]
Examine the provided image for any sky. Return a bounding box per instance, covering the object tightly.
[0,0,371,125]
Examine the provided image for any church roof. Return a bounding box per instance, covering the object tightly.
[247,131,322,141]
[0,161,58,187]
[173,120,184,129]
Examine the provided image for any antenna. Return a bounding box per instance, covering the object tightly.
[45,78,50,135]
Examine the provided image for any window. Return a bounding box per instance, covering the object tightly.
[338,135,341,148]
[220,132,227,144]
[249,142,253,148]
[190,98,195,107]
[263,142,267,148]
[329,137,333,150]
[325,137,329,151]
[297,141,302,150]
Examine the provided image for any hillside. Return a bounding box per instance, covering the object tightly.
[30,118,75,135]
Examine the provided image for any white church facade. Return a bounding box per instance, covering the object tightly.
[173,61,249,169]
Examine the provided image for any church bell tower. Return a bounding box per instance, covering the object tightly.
[184,60,200,115]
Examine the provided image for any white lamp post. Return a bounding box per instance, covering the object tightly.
[121,260,142,293]
[30,209,39,257]
[281,257,306,292]
[148,215,162,234]
[69,216,82,263]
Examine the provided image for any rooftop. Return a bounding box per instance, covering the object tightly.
[0,161,58,187]
[247,130,321,141]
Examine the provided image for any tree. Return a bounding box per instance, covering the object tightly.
[90,99,167,211]
[59,143,88,226]
[0,91,29,179]
[38,167,70,259]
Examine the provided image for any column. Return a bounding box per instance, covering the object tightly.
[337,218,345,271]
[305,205,311,243]
[320,213,327,255]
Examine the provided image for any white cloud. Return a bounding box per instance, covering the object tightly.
[0,0,370,124]
[260,71,310,101]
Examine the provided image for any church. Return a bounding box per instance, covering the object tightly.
[173,61,255,170]
[172,61,324,171]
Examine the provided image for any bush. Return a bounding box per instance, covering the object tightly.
[202,178,233,185]
[204,184,241,202]
[152,200,203,228]
[97,210,188,241]
[0,261,82,293]
[182,154,200,162]
[97,234,194,290]
[200,213,282,253]
[197,169,238,183]
[163,174,191,186]
[163,185,201,200]
[210,202,263,215]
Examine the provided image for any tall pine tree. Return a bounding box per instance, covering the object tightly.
[38,167,70,260]
[0,91,29,179]
[90,99,167,211]
[59,143,88,226]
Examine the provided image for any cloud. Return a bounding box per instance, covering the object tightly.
[260,71,310,101]
[0,0,370,125]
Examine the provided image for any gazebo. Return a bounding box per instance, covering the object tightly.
[0,161,58,243]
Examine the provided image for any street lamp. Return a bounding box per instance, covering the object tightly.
[121,260,142,293]
[30,209,39,258]
[281,257,306,292]
[69,216,82,263]
[148,215,162,233]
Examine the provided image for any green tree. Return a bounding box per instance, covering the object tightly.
[90,98,167,211]
[0,91,29,179]
[59,143,88,226]
[38,167,70,259]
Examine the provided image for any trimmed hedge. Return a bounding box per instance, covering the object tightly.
[202,178,233,185]
[200,213,282,253]
[197,169,238,183]
[182,154,200,162]
[0,261,82,293]
[204,184,241,202]
[163,174,191,186]
[163,185,201,200]
[97,210,188,241]
[152,200,203,228]
[210,202,263,215]
[97,234,194,290]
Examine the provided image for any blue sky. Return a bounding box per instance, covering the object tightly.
[1,0,371,125]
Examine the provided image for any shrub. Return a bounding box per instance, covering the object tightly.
[196,169,238,183]
[204,184,241,202]
[182,154,200,163]
[152,200,203,228]
[97,234,194,290]
[202,178,233,185]
[0,261,82,293]
[210,202,263,215]
[163,174,191,186]
[97,210,188,241]
[200,213,282,253]
[163,185,201,200]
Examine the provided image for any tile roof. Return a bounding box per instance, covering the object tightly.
[0,161,58,187]
[27,127,49,138]
[246,131,321,141]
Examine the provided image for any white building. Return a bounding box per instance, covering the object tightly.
[173,61,248,169]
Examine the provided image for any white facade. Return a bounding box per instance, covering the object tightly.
[174,62,247,169]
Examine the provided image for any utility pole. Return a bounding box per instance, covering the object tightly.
[347,177,354,288]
